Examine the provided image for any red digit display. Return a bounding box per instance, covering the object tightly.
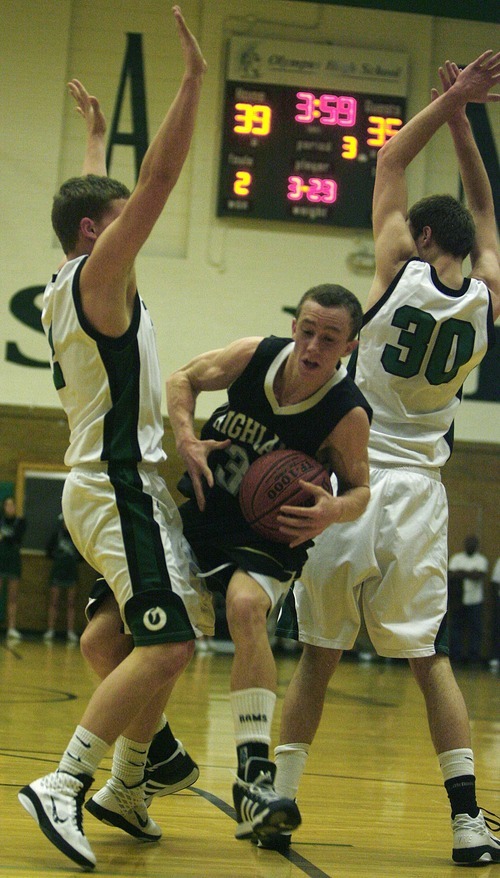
[295,92,357,127]
[287,176,337,203]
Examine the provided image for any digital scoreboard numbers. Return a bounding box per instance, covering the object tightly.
[217,38,408,228]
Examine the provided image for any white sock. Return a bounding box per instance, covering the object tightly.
[230,688,276,746]
[438,748,475,782]
[58,725,109,778]
[274,743,310,799]
[112,735,150,787]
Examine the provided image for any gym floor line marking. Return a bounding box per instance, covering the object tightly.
[193,785,338,878]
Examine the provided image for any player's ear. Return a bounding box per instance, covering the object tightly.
[291,317,297,336]
[344,338,358,356]
[421,224,432,244]
[80,217,97,241]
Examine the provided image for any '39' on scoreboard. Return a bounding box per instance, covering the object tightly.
[217,37,408,228]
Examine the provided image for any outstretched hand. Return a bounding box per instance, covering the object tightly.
[172,5,207,79]
[430,60,468,123]
[431,60,459,102]
[68,79,106,137]
[447,50,500,106]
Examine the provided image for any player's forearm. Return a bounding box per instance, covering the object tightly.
[335,485,370,523]
[448,115,494,219]
[81,134,107,176]
[166,374,199,454]
[378,86,470,175]
[138,73,204,196]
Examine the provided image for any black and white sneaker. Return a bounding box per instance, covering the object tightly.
[232,757,301,841]
[452,810,500,864]
[255,830,292,851]
[18,770,95,871]
[143,738,199,806]
[85,778,161,841]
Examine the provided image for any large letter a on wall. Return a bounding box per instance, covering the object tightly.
[107,33,149,180]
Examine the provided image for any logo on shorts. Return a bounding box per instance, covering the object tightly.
[143,607,167,631]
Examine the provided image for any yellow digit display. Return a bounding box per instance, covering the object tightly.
[367,116,403,147]
[341,135,358,160]
[234,103,272,136]
[233,171,252,196]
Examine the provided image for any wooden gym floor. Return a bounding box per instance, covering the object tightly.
[1,636,498,877]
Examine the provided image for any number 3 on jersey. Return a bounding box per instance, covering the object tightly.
[381,305,475,385]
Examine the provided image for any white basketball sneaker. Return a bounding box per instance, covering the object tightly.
[85,777,161,841]
[452,810,500,864]
[18,770,96,870]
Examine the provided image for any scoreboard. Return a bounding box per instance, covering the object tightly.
[217,37,408,228]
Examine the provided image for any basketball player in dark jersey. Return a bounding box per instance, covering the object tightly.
[166,283,372,842]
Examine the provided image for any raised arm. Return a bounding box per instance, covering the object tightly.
[166,337,262,510]
[368,50,500,308]
[68,79,107,176]
[81,6,207,332]
[436,62,500,319]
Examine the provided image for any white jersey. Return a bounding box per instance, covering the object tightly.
[42,255,166,467]
[448,549,488,606]
[352,259,494,469]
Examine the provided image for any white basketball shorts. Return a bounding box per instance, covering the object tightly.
[293,466,448,658]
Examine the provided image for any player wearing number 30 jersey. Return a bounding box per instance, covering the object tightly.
[280,256,494,658]
[354,257,493,470]
[275,51,500,866]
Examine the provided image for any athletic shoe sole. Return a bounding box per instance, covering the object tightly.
[84,797,161,841]
[234,798,301,840]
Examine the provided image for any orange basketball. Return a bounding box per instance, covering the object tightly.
[239,448,332,543]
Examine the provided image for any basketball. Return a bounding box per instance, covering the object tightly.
[239,448,332,543]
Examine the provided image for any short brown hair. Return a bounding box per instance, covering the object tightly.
[51,174,130,253]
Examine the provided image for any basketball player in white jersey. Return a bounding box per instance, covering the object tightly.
[271,52,500,864]
[64,76,202,828]
[18,8,211,871]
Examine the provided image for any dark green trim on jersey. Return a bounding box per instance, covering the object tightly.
[436,613,450,656]
[99,325,142,462]
[107,463,196,644]
[125,589,195,645]
[70,256,144,463]
[47,324,66,390]
[108,463,170,591]
[275,586,299,642]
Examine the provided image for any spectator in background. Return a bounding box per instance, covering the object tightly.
[488,556,500,671]
[0,496,26,640]
[44,514,82,644]
[448,535,489,664]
